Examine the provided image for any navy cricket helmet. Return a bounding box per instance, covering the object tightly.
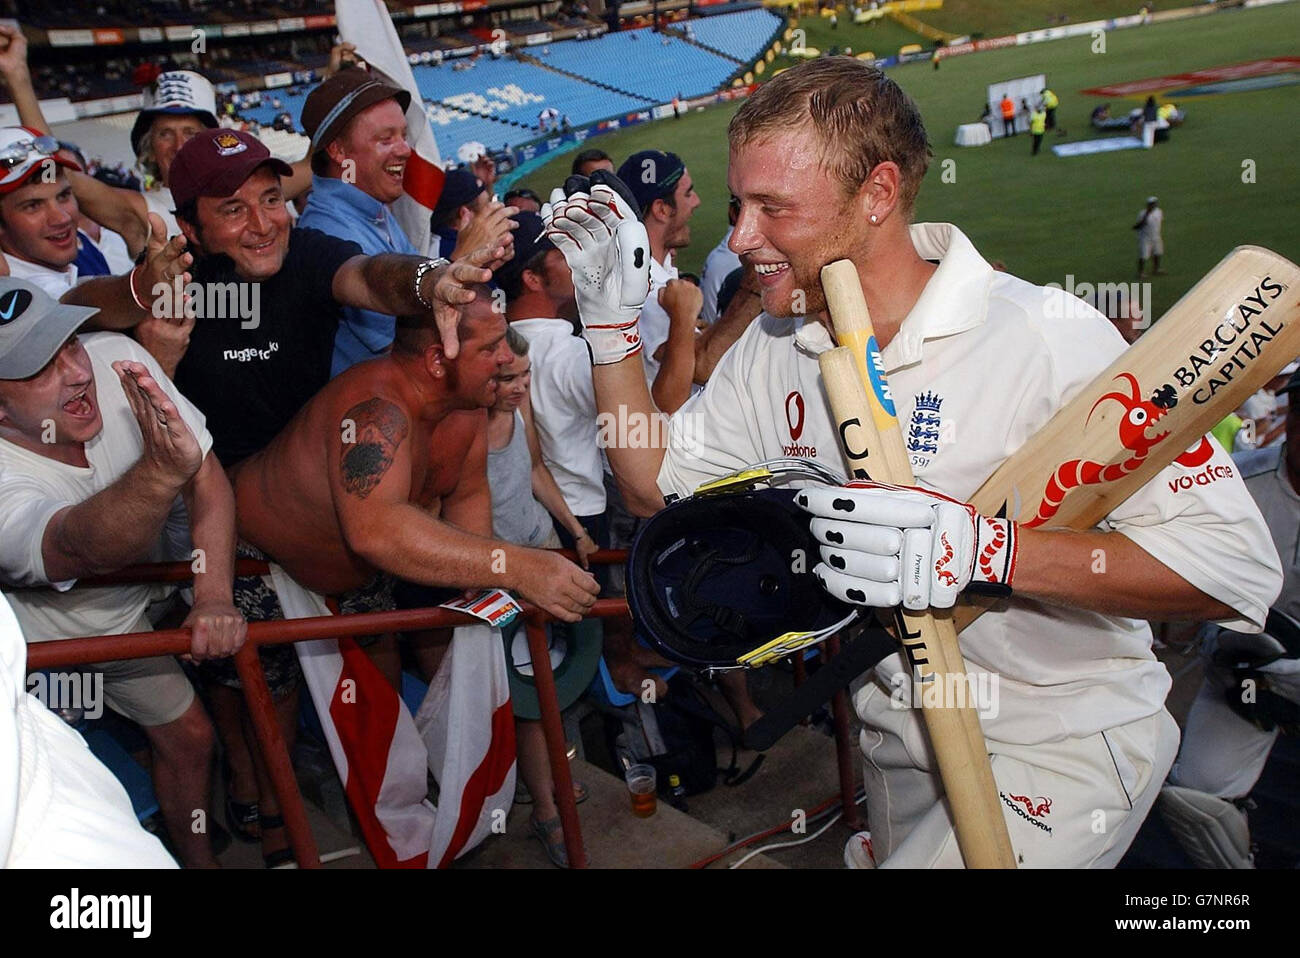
[626,461,860,671]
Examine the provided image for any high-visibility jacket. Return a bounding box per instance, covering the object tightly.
[1030,110,1047,135]
[1000,97,1015,119]
[1042,89,1059,109]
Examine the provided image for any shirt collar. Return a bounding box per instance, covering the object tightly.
[309,174,390,225]
[882,223,995,369]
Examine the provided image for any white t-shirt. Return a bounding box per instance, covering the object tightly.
[658,222,1281,744]
[84,226,135,276]
[3,255,78,300]
[0,591,175,867]
[1137,206,1163,243]
[144,187,180,240]
[638,253,678,386]
[699,226,741,324]
[0,333,213,643]
[510,318,606,517]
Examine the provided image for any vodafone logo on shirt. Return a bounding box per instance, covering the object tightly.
[783,390,817,458]
[1168,462,1234,493]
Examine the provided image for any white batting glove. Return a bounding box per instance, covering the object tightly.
[542,174,651,365]
[794,481,1018,611]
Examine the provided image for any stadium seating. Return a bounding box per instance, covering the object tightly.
[544,29,737,102]
[686,8,782,63]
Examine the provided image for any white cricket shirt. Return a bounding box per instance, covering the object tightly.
[658,223,1281,744]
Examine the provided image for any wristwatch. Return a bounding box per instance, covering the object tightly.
[413,257,451,310]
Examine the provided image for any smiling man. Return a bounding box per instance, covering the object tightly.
[0,126,85,298]
[162,127,498,469]
[546,58,1281,868]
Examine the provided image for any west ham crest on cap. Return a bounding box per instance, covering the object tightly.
[214,131,248,157]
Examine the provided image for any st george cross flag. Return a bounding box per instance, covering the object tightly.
[270,565,515,868]
[336,0,445,255]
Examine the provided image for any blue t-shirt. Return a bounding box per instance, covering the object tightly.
[297,174,418,376]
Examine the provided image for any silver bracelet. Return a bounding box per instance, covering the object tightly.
[413,257,450,310]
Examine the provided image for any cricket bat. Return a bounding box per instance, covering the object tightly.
[819,263,1017,869]
[956,245,1300,630]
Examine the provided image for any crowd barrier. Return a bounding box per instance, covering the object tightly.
[25,548,862,869]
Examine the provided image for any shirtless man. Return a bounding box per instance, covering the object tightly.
[230,288,599,623]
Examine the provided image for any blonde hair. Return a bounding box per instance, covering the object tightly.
[728,58,931,211]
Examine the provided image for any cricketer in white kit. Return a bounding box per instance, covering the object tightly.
[542,58,1281,868]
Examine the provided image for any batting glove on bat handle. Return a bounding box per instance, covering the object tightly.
[795,481,1018,611]
[541,171,651,365]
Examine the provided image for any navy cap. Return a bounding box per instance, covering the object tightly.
[495,211,555,298]
[432,168,485,222]
[615,150,685,219]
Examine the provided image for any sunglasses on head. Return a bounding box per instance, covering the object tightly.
[0,134,62,172]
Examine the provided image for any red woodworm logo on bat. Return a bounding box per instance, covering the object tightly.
[1024,372,1212,527]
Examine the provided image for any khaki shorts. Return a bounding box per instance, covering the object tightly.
[88,653,196,728]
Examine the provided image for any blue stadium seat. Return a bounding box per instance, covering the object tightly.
[688,9,783,62]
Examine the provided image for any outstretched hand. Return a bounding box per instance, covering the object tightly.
[113,359,203,486]
[427,244,500,360]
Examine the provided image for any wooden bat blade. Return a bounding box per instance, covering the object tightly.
[970,245,1300,528]
[819,258,1017,869]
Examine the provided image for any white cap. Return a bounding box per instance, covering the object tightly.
[1146,195,1158,204]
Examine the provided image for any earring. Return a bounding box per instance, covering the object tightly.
[870,214,878,224]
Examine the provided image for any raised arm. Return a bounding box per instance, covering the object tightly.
[693,264,763,384]
[41,360,202,581]
[649,278,702,415]
[330,246,498,359]
[543,179,668,518]
[327,393,597,621]
[62,215,193,337]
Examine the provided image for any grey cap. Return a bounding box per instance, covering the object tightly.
[0,278,99,380]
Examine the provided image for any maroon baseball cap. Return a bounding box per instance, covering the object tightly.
[168,128,293,212]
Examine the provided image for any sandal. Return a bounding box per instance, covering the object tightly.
[225,793,260,843]
[515,781,589,806]
[259,812,295,869]
[529,814,579,868]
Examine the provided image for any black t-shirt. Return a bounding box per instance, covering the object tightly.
[174,228,362,465]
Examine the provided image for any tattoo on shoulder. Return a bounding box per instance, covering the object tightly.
[340,398,409,499]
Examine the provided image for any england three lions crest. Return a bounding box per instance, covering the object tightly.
[907,391,943,469]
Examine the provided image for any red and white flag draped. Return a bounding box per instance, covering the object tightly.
[271,566,515,868]
[336,0,445,256]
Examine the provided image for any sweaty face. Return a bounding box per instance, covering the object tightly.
[492,352,531,412]
[0,173,79,271]
[187,166,291,281]
[151,115,207,185]
[0,334,101,453]
[727,128,867,319]
[446,305,512,408]
[335,99,411,205]
[661,169,700,251]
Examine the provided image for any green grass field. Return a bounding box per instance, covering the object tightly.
[517,2,1300,318]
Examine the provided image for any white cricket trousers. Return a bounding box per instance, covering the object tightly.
[855,681,1180,868]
